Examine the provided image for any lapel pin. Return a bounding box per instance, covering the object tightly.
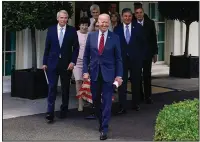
[108,36,110,38]
[133,26,134,28]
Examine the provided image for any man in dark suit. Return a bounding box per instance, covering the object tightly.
[114,8,147,114]
[83,14,123,140]
[133,3,158,104]
[42,10,79,123]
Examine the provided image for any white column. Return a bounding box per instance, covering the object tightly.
[15,31,24,69]
[182,22,199,56]
[36,29,47,68]
[165,20,175,65]
[23,29,32,69]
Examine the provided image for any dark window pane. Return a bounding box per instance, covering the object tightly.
[158,23,165,42]
[158,12,165,22]
[3,53,4,76]
[150,3,156,20]
[5,52,16,76]
[6,32,16,51]
[158,43,164,61]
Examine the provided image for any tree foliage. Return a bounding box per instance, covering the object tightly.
[2,1,74,31]
[158,1,199,25]
[158,1,199,56]
[2,1,74,69]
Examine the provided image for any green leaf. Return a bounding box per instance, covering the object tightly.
[154,99,199,141]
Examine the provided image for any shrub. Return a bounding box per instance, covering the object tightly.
[154,99,199,141]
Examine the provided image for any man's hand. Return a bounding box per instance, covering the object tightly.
[42,65,47,71]
[67,63,75,70]
[83,73,90,82]
[115,77,123,87]
[152,54,158,63]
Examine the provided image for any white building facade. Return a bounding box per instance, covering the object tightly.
[2,2,199,76]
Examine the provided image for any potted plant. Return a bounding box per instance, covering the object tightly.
[158,1,199,78]
[3,1,73,99]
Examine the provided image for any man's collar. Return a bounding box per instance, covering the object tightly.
[99,29,108,35]
[57,24,66,30]
[137,18,144,24]
[123,23,132,28]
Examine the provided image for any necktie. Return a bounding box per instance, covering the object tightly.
[59,27,64,47]
[99,33,104,55]
[125,25,130,44]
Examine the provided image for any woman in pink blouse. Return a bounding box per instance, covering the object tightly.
[73,17,90,111]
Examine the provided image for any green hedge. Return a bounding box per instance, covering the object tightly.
[154,99,199,141]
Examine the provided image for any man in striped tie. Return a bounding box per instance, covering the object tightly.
[83,14,123,140]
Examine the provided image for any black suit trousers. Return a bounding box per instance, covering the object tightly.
[118,56,142,109]
[140,59,152,100]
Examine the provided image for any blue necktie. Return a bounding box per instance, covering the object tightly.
[125,25,130,44]
[59,27,64,47]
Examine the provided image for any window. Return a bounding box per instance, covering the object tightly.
[149,3,165,61]
[2,28,16,76]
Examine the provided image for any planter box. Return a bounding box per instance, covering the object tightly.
[169,55,199,78]
[11,68,48,99]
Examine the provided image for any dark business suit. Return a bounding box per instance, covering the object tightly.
[134,14,158,102]
[83,30,123,134]
[114,21,147,110]
[43,24,79,115]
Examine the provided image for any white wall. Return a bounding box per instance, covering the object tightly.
[182,22,199,56]
[169,21,199,57]
[119,2,134,14]
[165,20,175,64]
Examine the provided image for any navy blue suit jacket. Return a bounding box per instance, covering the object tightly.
[114,21,147,66]
[43,25,79,70]
[83,30,123,82]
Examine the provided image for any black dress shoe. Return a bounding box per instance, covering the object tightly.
[132,105,140,111]
[145,98,153,104]
[85,113,97,119]
[116,109,127,115]
[59,110,67,119]
[45,113,54,123]
[100,132,107,140]
[71,79,75,84]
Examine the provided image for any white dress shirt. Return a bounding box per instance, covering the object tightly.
[137,19,144,26]
[123,23,132,38]
[98,30,108,49]
[57,24,66,39]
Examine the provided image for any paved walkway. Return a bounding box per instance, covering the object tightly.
[3,76,198,119]
[3,90,199,141]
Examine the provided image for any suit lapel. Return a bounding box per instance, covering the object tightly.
[54,25,60,47]
[95,31,99,50]
[103,31,111,53]
[130,22,137,43]
[120,24,127,45]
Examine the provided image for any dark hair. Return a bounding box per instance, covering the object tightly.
[110,12,121,23]
[79,17,90,26]
[122,8,132,16]
[134,2,144,11]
